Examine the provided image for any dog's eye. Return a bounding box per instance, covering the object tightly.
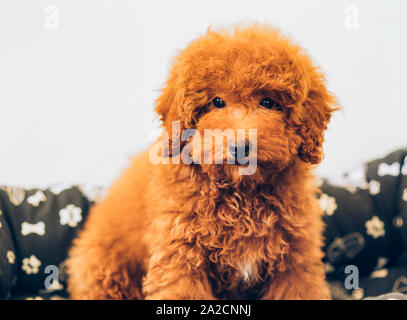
[260,98,281,110]
[212,97,226,108]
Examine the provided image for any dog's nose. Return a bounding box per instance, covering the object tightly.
[228,141,251,159]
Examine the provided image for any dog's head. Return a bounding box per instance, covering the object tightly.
[155,25,337,185]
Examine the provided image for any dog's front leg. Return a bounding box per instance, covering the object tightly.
[261,263,331,300]
[142,243,216,300]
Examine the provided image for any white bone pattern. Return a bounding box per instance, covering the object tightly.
[49,183,73,195]
[1,186,25,206]
[21,221,46,236]
[59,204,82,227]
[7,250,16,264]
[402,158,407,175]
[368,180,381,195]
[378,162,400,177]
[27,191,47,207]
[22,255,42,274]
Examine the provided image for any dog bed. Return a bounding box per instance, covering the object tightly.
[0,149,406,300]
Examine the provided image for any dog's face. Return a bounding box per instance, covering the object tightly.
[155,25,336,185]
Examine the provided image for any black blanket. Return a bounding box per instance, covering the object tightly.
[1,149,406,300]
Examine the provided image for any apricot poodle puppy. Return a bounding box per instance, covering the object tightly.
[67,24,337,300]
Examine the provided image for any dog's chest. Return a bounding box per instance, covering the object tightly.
[197,193,274,298]
[209,257,267,299]
[238,261,259,283]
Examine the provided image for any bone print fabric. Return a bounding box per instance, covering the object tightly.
[0,150,407,299]
[0,186,93,299]
[321,148,407,299]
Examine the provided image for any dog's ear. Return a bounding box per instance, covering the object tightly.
[154,68,187,158]
[297,76,337,164]
[155,69,186,132]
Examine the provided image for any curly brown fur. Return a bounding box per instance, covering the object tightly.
[67,24,337,300]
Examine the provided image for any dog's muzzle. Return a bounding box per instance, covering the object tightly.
[228,141,252,160]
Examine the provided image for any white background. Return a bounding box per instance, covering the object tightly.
[0,0,406,188]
